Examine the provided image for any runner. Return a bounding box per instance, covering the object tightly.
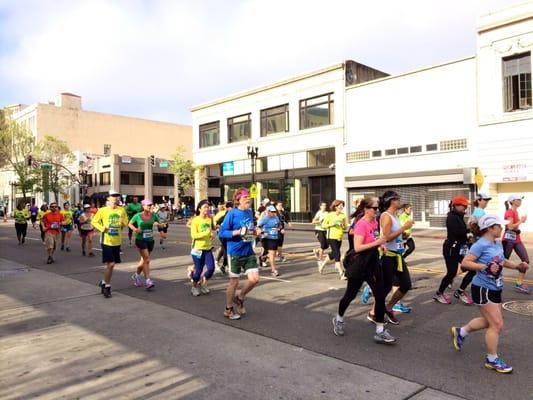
[311,202,329,263]
[219,188,260,320]
[275,201,291,262]
[73,203,83,232]
[502,194,531,294]
[318,200,348,279]
[189,199,216,296]
[258,205,282,276]
[13,203,30,245]
[79,204,95,257]
[434,196,473,304]
[214,201,233,274]
[92,194,128,298]
[399,204,415,258]
[125,196,142,246]
[157,204,169,249]
[451,215,528,373]
[378,191,415,324]
[29,202,39,229]
[37,204,49,243]
[129,199,161,291]
[41,202,64,264]
[60,202,74,252]
[332,197,395,344]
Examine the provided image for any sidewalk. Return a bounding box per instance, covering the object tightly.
[0,257,464,400]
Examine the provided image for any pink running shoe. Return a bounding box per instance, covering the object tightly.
[433,292,451,304]
[131,273,142,287]
[454,290,473,305]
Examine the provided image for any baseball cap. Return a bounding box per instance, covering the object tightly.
[141,199,153,206]
[267,205,276,212]
[83,204,91,209]
[476,193,492,201]
[452,195,470,207]
[262,198,271,205]
[109,190,120,197]
[478,215,506,231]
[507,194,524,202]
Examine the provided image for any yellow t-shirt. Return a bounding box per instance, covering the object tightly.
[190,216,213,250]
[14,209,30,224]
[91,206,128,246]
[322,212,347,241]
[61,210,73,225]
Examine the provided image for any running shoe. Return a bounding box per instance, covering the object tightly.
[220,265,226,275]
[224,307,241,320]
[103,285,112,298]
[98,280,105,294]
[514,283,532,294]
[332,317,345,336]
[318,259,326,274]
[261,260,268,268]
[454,290,474,305]
[484,357,513,373]
[374,329,397,344]
[46,256,53,264]
[277,256,287,263]
[145,279,155,290]
[366,312,385,325]
[340,272,347,280]
[191,286,201,296]
[433,292,452,304]
[132,273,143,287]
[385,310,399,325]
[450,326,464,351]
[82,250,86,256]
[60,245,64,251]
[88,252,95,257]
[392,303,412,313]
[313,249,320,260]
[271,270,280,277]
[361,285,372,304]
[233,296,246,315]
[66,247,71,252]
[199,284,210,295]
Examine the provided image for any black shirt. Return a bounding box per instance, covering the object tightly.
[446,210,467,244]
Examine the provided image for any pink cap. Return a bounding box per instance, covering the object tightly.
[141,199,153,206]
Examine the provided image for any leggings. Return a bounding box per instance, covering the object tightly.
[191,250,215,283]
[338,267,386,323]
[328,239,342,262]
[347,233,354,252]
[438,240,472,293]
[382,254,412,295]
[39,224,45,242]
[15,223,27,240]
[404,237,415,258]
[216,238,228,267]
[503,240,530,264]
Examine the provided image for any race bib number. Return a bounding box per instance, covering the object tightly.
[268,228,278,236]
[459,245,469,256]
[191,248,202,257]
[108,226,119,236]
[504,231,516,242]
[51,222,59,230]
[396,238,405,255]
[496,276,503,288]
[142,230,153,239]
[81,223,93,230]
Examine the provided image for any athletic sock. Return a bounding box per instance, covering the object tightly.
[487,354,498,362]
[375,323,384,334]
[460,327,469,337]
[336,314,344,323]
[516,278,523,285]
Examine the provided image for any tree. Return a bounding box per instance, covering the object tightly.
[34,136,76,203]
[0,121,40,203]
[169,146,199,193]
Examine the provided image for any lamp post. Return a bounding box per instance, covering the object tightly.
[247,145,258,210]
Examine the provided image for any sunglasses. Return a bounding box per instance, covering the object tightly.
[366,206,379,210]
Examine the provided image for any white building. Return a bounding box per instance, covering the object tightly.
[191,2,532,229]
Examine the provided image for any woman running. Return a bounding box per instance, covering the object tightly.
[189,199,216,296]
[157,204,169,249]
[332,197,395,344]
[399,204,415,258]
[378,191,414,325]
[60,202,74,252]
[434,196,473,304]
[258,205,282,277]
[37,204,49,243]
[215,201,233,274]
[312,202,329,263]
[502,194,530,294]
[451,215,528,373]
[14,203,30,245]
[318,200,348,279]
[129,199,161,290]
[29,203,39,229]
[79,204,95,257]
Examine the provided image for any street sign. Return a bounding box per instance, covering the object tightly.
[222,161,234,176]
[475,168,484,189]
[250,183,257,199]
[41,164,52,170]
[159,160,169,168]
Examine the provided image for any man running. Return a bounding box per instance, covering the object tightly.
[92,194,128,298]
[60,202,74,252]
[41,202,64,264]
[126,196,142,246]
[219,188,260,320]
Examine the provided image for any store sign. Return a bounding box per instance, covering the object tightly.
[503,164,527,182]
[121,156,132,164]
[159,160,169,168]
[222,161,234,176]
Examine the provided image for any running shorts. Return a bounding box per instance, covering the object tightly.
[102,244,121,264]
[471,284,502,305]
[277,232,285,247]
[228,254,258,278]
[262,238,279,251]
[80,229,95,238]
[44,232,58,250]
[157,224,168,233]
[315,230,328,250]
[135,239,154,252]
[61,224,74,232]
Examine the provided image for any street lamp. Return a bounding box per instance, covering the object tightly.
[247,145,258,210]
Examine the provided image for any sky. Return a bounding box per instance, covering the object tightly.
[0,0,520,125]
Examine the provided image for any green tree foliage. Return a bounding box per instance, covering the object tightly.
[169,146,198,192]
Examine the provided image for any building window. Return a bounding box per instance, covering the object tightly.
[99,172,111,185]
[299,93,334,130]
[120,171,145,185]
[199,121,220,148]
[440,138,467,151]
[372,150,382,158]
[227,114,251,143]
[385,149,396,156]
[426,144,438,151]
[153,173,174,186]
[308,147,335,168]
[410,146,422,153]
[260,104,289,136]
[397,147,409,155]
[503,52,531,112]
[346,150,370,162]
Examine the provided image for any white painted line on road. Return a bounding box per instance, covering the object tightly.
[262,276,292,283]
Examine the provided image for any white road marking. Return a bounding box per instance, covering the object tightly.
[261,276,292,283]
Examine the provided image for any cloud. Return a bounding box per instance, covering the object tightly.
[0,0,517,124]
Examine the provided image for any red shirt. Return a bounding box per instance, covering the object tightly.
[504,208,522,243]
[42,212,64,235]
[353,218,378,245]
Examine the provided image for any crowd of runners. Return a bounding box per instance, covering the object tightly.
[10,188,531,374]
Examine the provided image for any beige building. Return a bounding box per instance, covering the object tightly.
[1,93,192,212]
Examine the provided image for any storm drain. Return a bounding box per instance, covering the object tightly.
[502,300,533,317]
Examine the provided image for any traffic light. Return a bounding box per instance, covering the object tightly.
[27,155,32,166]
[150,155,156,167]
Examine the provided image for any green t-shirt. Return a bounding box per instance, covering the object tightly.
[130,212,160,241]
[126,202,142,220]
[14,209,29,224]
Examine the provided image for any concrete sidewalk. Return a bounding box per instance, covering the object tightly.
[0,258,463,400]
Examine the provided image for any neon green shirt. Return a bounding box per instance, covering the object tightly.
[191,216,213,250]
[14,209,30,224]
[92,206,128,246]
[322,212,347,240]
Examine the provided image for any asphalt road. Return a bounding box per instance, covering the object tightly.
[0,222,532,400]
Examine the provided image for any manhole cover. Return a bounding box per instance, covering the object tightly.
[0,267,30,279]
[502,300,533,316]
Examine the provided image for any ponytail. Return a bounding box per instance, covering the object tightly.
[504,201,510,210]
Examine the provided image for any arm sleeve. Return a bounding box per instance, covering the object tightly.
[219,212,235,239]
[91,209,105,233]
[469,241,483,259]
